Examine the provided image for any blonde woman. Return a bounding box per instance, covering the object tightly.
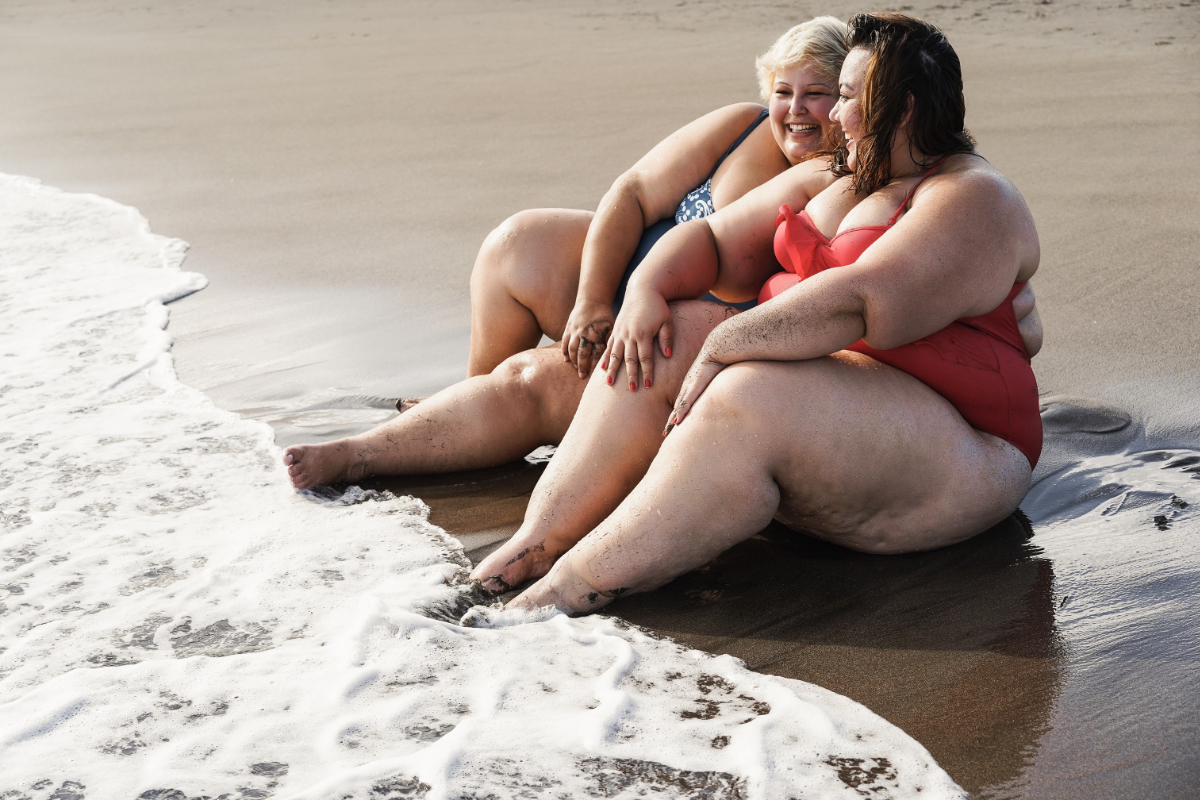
[465,16,849,379]
[286,18,851,489]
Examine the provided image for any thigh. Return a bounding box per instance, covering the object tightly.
[484,209,593,341]
[706,352,1032,554]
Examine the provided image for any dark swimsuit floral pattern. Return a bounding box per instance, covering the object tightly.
[675,179,715,223]
[612,109,770,313]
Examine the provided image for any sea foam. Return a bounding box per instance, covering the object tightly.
[0,173,965,799]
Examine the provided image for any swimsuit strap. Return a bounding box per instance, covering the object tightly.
[888,154,951,226]
[707,109,770,180]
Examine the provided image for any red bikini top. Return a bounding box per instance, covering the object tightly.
[764,158,1029,358]
[774,157,946,280]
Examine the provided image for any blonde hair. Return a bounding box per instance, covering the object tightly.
[755,16,848,102]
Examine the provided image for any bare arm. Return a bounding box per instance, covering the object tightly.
[667,161,1040,427]
[562,103,771,376]
[600,158,836,389]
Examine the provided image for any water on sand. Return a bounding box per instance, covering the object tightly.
[0,175,971,797]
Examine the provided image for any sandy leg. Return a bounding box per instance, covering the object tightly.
[469,301,736,591]
[283,346,589,490]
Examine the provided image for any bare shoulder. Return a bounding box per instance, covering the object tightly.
[911,153,1040,280]
[685,102,769,138]
[782,157,839,202]
[708,102,769,123]
[918,154,1030,213]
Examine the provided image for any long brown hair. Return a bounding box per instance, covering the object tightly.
[833,13,975,195]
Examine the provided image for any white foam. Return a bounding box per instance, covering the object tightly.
[0,173,965,799]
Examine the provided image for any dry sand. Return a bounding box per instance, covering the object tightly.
[2,0,1198,796]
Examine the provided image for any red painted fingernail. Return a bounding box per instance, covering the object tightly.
[630,381,636,391]
[644,379,651,388]
[665,347,672,357]
[606,375,613,386]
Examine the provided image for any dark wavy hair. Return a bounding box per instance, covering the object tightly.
[832,13,975,195]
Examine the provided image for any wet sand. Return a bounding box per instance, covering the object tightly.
[2,0,1198,796]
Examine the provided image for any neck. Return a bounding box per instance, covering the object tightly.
[887,133,933,180]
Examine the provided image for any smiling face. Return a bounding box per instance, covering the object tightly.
[830,47,870,171]
[767,61,837,165]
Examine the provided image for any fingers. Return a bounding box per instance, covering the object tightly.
[576,339,593,378]
[657,318,674,360]
[605,338,644,391]
[625,340,642,391]
[565,333,578,366]
[663,359,726,435]
[604,337,623,386]
[637,332,655,389]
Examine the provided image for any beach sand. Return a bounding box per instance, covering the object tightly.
[2,0,1198,796]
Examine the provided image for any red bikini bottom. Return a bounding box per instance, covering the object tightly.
[847,325,1042,469]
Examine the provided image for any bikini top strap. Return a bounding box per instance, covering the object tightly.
[707,109,770,180]
[888,155,950,226]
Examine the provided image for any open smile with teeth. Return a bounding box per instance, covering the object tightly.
[788,123,819,135]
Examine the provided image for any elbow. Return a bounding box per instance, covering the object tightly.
[859,329,904,351]
[857,310,910,351]
[609,171,650,225]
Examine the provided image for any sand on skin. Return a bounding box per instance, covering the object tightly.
[0,0,1198,796]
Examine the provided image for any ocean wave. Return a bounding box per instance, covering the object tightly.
[0,173,965,798]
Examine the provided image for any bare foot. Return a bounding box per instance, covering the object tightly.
[469,534,564,594]
[283,439,370,490]
[505,560,629,616]
[396,397,425,413]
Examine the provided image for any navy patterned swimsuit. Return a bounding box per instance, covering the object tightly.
[612,109,770,313]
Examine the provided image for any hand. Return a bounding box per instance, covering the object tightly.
[561,299,616,378]
[601,288,673,391]
[663,348,727,434]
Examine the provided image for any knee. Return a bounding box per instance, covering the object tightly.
[473,209,573,301]
[490,349,580,435]
[490,349,542,394]
[476,209,549,268]
[473,212,527,288]
[491,349,574,405]
[690,362,785,425]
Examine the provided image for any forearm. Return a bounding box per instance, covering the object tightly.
[625,219,720,302]
[577,178,652,305]
[703,271,867,365]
